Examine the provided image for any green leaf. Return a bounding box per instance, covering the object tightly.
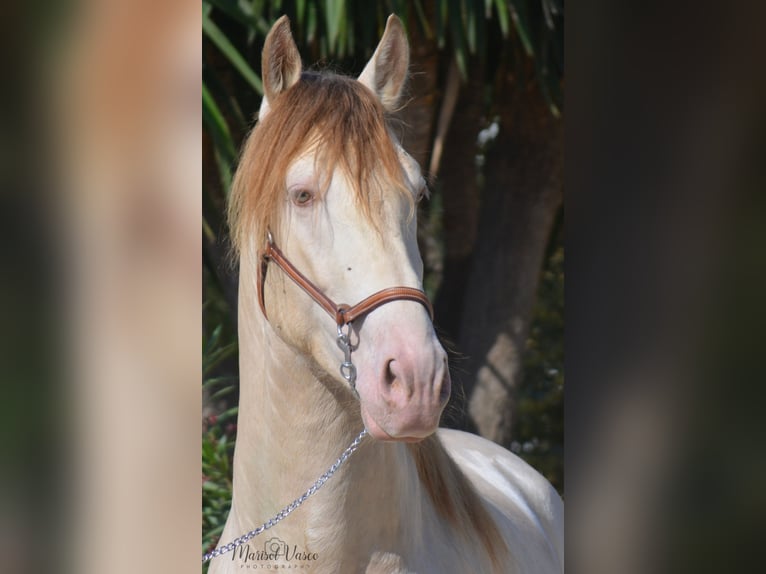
[203,13,263,95]
[209,385,237,401]
[435,0,447,49]
[536,19,562,117]
[466,1,477,54]
[203,323,223,355]
[205,0,251,29]
[547,0,563,15]
[203,66,247,132]
[203,341,238,376]
[474,0,487,58]
[203,482,228,494]
[392,0,409,30]
[541,0,556,30]
[413,0,434,40]
[338,2,350,57]
[253,0,266,21]
[202,83,237,190]
[295,0,307,34]
[324,0,346,56]
[203,523,225,540]
[306,2,318,43]
[202,90,235,162]
[448,0,469,79]
[508,1,534,57]
[493,0,510,37]
[213,142,233,191]
[203,375,238,390]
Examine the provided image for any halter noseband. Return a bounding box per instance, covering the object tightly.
[257,232,433,391]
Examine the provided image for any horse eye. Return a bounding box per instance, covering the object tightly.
[293,189,314,206]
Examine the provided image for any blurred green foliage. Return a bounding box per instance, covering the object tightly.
[515,231,564,493]
[201,323,239,569]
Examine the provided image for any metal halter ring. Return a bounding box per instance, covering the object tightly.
[336,324,357,393]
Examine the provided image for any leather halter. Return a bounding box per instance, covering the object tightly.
[257,235,433,327]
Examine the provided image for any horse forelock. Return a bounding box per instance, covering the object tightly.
[227,71,414,263]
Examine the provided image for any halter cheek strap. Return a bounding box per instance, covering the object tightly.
[257,233,433,393]
[257,236,434,327]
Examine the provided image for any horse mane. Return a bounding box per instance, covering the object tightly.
[408,436,509,572]
[228,71,414,262]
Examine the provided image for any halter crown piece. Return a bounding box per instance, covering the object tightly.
[257,231,434,391]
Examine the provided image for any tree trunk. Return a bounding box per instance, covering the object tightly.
[432,57,485,341]
[440,68,563,445]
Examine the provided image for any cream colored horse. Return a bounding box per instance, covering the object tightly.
[210,15,563,574]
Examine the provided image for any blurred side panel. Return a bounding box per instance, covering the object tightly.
[568,1,766,573]
[54,0,200,573]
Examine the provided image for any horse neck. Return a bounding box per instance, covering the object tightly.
[230,265,424,553]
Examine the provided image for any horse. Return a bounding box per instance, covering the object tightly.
[208,15,563,574]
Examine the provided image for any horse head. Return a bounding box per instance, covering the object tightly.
[229,15,450,442]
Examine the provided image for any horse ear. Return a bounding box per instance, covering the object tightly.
[259,15,302,120]
[358,14,409,112]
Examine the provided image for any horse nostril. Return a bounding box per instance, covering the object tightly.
[384,360,396,387]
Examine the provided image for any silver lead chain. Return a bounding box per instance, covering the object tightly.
[202,428,368,563]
